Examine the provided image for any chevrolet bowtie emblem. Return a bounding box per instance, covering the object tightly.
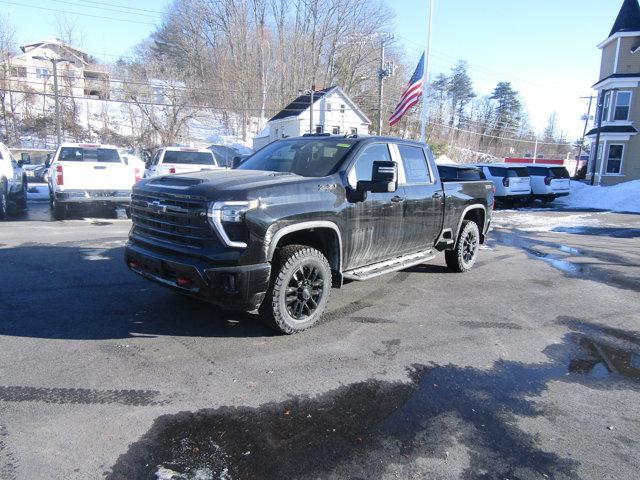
[148,200,167,213]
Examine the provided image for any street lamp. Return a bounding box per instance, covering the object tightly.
[33,55,74,147]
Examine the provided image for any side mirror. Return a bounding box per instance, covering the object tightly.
[44,159,51,168]
[356,160,398,193]
[17,160,24,167]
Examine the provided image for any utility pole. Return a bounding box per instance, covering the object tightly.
[33,55,73,147]
[377,35,394,135]
[590,89,609,186]
[576,95,595,176]
[309,86,315,134]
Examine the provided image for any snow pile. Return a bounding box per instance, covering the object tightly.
[557,180,640,213]
[27,183,49,200]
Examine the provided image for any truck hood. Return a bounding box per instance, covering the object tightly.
[137,169,339,201]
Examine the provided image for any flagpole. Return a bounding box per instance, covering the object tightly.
[419,0,434,143]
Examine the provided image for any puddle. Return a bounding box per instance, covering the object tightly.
[553,226,640,239]
[107,320,640,480]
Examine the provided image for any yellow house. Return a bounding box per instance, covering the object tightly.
[588,0,640,185]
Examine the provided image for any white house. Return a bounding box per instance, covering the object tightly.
[4,38,110,99]
[253,86,371,150]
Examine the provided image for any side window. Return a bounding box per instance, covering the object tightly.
[152,151,161,166]
[397,145,431,183]
[351,144,392,182]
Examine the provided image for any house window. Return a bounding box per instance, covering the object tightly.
[340,104,345,114]
[332,126,340,134]
[613,91,631,121]
[326,102,332,112]
[10,66,26,78]
[606,144,623,174]
[315,125,323,134]
[602,91,611,122]
[36,67,49,79]
[350,127,357,135]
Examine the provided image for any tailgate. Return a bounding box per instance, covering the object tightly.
[510,177,530,192]
[158,164,219,175]
[550,178,570,192]
[59,162,134,190]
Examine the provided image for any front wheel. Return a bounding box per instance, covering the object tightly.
[260,245,332,334]
[445,220,480,273]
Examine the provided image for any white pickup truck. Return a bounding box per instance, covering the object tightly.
[48,143,140,219]
[145,147,223,178]
[0,141,28,220]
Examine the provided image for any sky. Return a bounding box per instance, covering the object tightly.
[0,0,628,139]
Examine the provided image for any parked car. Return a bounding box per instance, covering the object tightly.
[476,163,531,205]
[437,164,486,182]
[525,165,571,202]
[125,135,494,334]
[0,142,28,219]
[145,147,223,178]
[48,143,141,220]
[208,144,252,168]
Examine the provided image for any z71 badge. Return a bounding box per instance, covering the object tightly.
[318,184,337,191]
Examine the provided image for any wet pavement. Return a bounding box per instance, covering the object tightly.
[1,203,639,479]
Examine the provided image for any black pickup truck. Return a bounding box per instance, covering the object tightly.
[125,135,494,333]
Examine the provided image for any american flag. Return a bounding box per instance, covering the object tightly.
[389,53,425,126]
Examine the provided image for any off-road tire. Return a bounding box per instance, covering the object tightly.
[445,220,480,273]
[259,244,332,334]
[0,183,7,220]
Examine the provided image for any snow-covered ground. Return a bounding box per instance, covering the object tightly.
[27,183,49,200]
[557,180,640,214]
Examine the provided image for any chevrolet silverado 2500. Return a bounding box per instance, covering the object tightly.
[125,135,494,333]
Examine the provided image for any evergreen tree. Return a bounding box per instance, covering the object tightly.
[447,61,475,127]
[490,81,521,140]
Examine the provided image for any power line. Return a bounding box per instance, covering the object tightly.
[0,1,157,26]
[70,0,165,15]
[50,0,163,19]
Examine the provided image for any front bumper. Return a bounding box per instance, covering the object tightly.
[54,190,131,204]
[124,242,271,311]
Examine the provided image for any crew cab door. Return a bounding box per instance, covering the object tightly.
[392,143,444,252]
[344,143,405,270]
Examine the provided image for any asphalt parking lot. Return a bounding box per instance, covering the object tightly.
[1,201,639,480]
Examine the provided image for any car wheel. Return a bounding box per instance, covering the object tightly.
[260,244,332,334]
[0,185,7,220]
[445,220,480,273]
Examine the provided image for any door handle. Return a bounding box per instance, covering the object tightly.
[432,192,443,199]
[391,195,404,203]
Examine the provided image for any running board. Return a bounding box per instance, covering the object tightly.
[342,250,435,281]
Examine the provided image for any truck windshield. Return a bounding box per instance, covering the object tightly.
[59,147,121,163]
[238,138,357,177]
[163,151,215,165]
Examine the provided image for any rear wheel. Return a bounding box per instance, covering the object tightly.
[260,245,332,334]
[445,220,480,273]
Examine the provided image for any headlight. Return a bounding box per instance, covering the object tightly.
[208,200,260,248]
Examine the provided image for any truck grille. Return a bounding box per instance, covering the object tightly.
[130,191,215,249]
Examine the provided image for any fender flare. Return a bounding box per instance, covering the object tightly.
[455,204,487,241]
[266,220,343,271]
